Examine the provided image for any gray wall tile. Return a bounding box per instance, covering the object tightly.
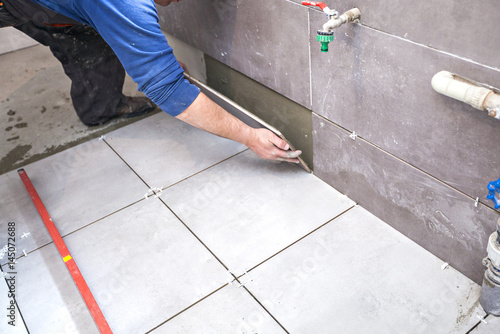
[157,0,500,281]
[309,11,500,208]
[158,0,312,108]
[303,0,500,69]
[312,114,500,284]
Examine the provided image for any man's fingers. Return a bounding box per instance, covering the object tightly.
[267,133,302,161]
[283,150,302,159]
[248,128,303,163]
[268,135,290,151]
[275,150,301,163]
[276,157,300,164]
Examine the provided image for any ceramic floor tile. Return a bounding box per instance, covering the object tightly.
[0,172,48,265]
[161,150,355,276]
[243,206,484,334]
[151,283,286,333]
[0,27,38,55]
[470,315,500,333]
[0,138,149,260]
[104,112,246,189]
[0,270,29,333]
[5,243,99,334]
[58,198,229,333]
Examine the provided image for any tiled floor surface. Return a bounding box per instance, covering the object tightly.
[0,112,495,333]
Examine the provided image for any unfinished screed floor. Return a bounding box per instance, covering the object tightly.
[1,47,500,334]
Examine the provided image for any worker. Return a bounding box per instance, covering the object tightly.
[1,0,301,163]
[1,0,156,126]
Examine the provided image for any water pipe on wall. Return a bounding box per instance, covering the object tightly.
[431,71,500,120]
[480,216,500,316]
[302,1,361,52]
[479,179,500,316]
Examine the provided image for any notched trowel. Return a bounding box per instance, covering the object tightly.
[185,73,311,173]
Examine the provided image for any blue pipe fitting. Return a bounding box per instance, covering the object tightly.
[487,178,500,209]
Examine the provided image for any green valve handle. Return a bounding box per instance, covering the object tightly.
[317,31,334,52]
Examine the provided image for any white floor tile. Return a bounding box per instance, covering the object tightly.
[59,198,229,333]
[0,172,48,265]
[243,206,484,334]
[6,244,99,334]
[470,315,500,333]
[151,284,286,333]
[161,150,355,276]
[105,112,246,188]
[0,138,149,258]
[0,27,38,55]
[0,271,29,333]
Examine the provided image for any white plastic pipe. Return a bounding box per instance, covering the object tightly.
[432,71,500,119]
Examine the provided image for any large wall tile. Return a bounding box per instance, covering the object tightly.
[303,0,500,69]
[158,0,311,108]
[312,114,500,284]
[310,12,500,207]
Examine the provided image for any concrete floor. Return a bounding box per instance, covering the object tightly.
[0,44,159,175]
[1,39,498,334]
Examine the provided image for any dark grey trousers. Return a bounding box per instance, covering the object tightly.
[2,0,127,125]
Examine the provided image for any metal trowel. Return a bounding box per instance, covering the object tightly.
[184,73,311,173]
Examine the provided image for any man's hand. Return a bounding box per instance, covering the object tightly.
[247,128,301,163]
[176,92,302,164]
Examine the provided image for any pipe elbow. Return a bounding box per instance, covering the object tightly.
[432,71,492,110]
[322,19,340,32]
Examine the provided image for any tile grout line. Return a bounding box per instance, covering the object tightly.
[59,198,146,238]
[313,112,500,211]
[101,139,152,189]
[465,314,489,334]
[102,136,249,193]
[158,149,250,192]
[359,23,500,73]
[102,136,251,274]
[237,204,356,278]
[9,139,249,331]
[143,284,229,333]
[19,142,250,258]
[307,8,499,73]
[240,284,290,334]
[157,197,232,273]
[307,9,313,109]
[17,148,249,259]
[3,197,148,264]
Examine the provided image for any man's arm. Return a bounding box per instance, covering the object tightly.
[176,92,302,163]
[43,0,301,162]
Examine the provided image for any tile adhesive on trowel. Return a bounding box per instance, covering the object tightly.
[185,73,311,173]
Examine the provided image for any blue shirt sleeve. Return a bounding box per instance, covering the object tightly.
[32,0,200,117]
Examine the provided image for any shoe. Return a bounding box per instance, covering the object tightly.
[114,96,157,119]
[83,97,157,127]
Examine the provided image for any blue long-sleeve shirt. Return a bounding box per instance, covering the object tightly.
[30,0,200,116]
